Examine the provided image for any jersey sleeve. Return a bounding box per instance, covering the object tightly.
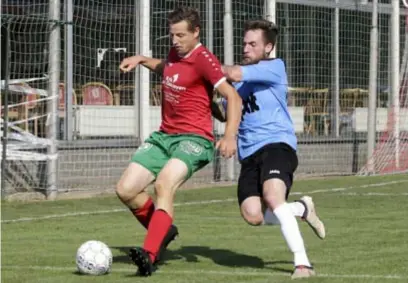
[196,50,226,89]
[241,59,286,84]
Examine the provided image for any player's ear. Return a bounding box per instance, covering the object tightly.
[194,27,200,39]
[265,43,273,56]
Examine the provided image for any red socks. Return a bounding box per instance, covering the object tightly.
[143,209,172,262]
[131,198,155,229]
[130,199,173,262]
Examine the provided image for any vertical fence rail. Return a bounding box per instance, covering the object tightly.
[366,0,378,174]
[64,0,74,141]
[265,0,277,58]
[46,0,61,200]
[224,0,235,181]
[391,0,400,169]
[332,0,340,137]
[139,0,151,142]
[1,19,11,199]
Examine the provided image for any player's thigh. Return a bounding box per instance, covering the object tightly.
[130,133,170,177]
[116,162,155,202]
[117,137,168,199]
[155,158,189,197]
[260,143,298,208]
[170,135,215,180]
[237,156,263,224]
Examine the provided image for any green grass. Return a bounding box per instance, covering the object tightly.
[2,174,408,283]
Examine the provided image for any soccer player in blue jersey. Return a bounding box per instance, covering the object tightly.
[218,19,326,279]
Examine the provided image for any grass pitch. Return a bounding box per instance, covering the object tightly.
[2,174,408,283]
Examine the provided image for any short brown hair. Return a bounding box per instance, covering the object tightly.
[167,6,201,32]
[244,19,279,46]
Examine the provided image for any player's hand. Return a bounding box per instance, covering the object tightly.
[119,55,144,73]
[216,135,237,158]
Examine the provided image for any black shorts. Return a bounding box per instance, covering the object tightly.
[237,142,298,205]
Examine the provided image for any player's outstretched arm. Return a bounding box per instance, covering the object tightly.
[215,81,242,157]
[119,55,165,75]
[222,59,285,84]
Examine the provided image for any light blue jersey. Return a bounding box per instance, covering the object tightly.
[228,58,297,161]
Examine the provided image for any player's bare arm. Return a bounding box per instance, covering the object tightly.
[215,81,242,158]
[222,65,243,82]
[119,55,165,75]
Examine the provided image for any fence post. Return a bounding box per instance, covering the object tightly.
[265,0,276,58]
[331,0,340,137]
[366,0,378,174]
[1,20,11,199]
[46,0,61,200]
[224,0,235,181]
[391,0,400,169]
[139,0,150,142]
[64,0,74,141]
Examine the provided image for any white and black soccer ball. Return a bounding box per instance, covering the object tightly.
[76,240,113,275]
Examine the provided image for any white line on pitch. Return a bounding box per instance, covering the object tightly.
[1,265,407,280]
[1,199,236,224]
[340,192,408,196]
[289,180,408,195]
[2,179,407,224]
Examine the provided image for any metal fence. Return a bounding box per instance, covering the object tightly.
[1,0,406,199]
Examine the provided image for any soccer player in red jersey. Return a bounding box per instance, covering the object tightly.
[116,6,242,276]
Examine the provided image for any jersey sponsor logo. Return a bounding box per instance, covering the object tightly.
[269,169,281,175]
[179,141,204,156]
[163,73,186,92]
[242,92,260,119]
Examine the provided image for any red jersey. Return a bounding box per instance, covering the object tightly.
[159,43,226,141]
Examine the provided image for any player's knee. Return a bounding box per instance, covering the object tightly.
[154,180,174,200]
[263,179,287,210]
[115,180,138,203]
[240,205,263,226]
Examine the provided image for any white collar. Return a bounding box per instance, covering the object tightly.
[181,42,202,59]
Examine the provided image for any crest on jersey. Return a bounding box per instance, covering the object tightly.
[165,74,178,83]
[163,73,186,91]
[179,141,204,156]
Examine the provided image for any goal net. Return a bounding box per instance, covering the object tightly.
[1,2,56,195]
[358,8,408,176]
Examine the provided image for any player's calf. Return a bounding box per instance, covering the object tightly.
[155,224,179,264]
[263,179,313,269]
[139,159,188,264]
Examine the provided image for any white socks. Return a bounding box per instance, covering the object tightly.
[263,201,305,225]
[271,203,311,267]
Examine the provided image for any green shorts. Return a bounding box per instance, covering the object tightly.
[131,131,215,179]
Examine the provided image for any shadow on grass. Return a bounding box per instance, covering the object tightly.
[112,245,293,274]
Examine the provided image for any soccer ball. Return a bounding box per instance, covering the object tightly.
[76,240,113,275]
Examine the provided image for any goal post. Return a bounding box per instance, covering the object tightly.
[1,0,61,199]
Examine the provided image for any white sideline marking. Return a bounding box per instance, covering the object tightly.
[290,180,408,195]
[1,265,407,280]
[340,192,408,196]
[1,199,235,224]
[2,179,408,224]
